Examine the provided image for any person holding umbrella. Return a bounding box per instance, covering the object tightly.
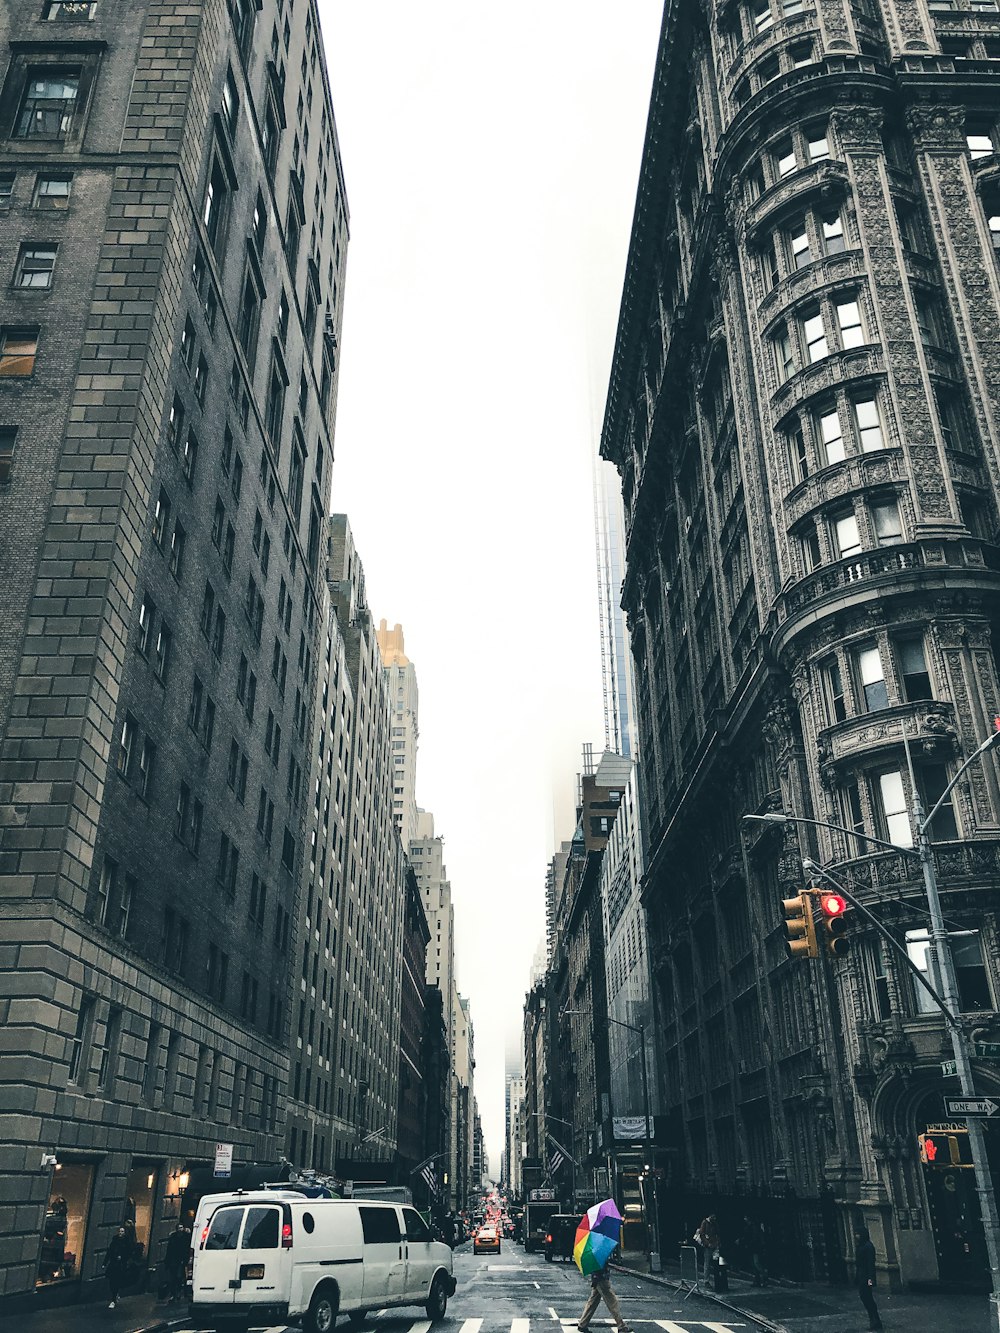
[574,1199,631,1333]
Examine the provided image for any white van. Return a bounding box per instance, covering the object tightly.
[190,1190,457,1333]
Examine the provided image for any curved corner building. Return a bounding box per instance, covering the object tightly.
[601,0,1000,1290]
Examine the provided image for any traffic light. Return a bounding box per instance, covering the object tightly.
[819,892,850,957]
[919,1131,970,1166]
[783,891,818,959]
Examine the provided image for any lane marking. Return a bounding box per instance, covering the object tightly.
[458,1321,483,1333]
[407,1322,432,1333]
[533,1281,541,1289]
[549,1307,559,1320]
[511,1320,532,1333]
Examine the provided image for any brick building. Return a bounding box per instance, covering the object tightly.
[0,0,345,1304]
[601,0,1000,1289]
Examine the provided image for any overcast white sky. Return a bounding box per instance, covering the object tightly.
[319,1,663,1176]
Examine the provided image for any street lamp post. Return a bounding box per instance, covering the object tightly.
[744,724,1000,1331]
[563,1009,657,1272]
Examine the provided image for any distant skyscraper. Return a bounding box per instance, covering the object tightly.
[594,459,638,759]
[376,620,419,851]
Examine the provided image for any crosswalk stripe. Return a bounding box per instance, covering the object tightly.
[511,1321,531,1333]
[655,1323,701,1332]
[407,1323,432,1333]
[459,1321,484,1333]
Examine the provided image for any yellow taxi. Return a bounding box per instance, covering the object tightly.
[473,1225,501,1255]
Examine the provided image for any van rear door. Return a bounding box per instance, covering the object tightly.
[232,1203,288,1310]
[193,1204,245,1306]
[359,1205,406,1303]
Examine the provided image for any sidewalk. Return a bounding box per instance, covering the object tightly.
[614,1254,997,1332]
[1,1291,187,1333]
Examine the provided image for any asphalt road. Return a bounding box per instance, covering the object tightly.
[167,1245,754,1332]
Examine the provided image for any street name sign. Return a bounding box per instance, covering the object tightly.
[944,1097,1000,1118]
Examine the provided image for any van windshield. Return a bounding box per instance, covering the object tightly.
[242,1207,279,1249]
[205,1207,243,1250]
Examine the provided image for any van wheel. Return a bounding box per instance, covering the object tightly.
[304,1284,339,1333]
[426,1273,449,1322]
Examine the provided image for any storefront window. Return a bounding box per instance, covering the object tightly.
[37,1162,94,1286]
[125,1162,160,1263]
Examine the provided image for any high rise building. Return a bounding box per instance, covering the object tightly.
[376,619,419,851]
[594,459,638,760]
[326,516,406,1166]
[411,810,455,1026]
[0,0,344,1305]
[601,0,1000,1287]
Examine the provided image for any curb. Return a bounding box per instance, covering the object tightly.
[610,1262,791,1333]
[133,1318,189,1333]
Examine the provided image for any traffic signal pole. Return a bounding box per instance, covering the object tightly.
[746,722,1000,1330]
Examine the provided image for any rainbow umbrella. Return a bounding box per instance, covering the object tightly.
[573,1198,623,1275]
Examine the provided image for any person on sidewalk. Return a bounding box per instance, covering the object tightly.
[741,1216,768,1286]
[103,1226,132,1311]
[577,1256,631,1333]
[854,1227,883,1331]
[164,1222,191,1302]
[694,1214,720,1284]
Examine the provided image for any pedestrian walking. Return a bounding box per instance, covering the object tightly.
[694,1214,719,1283]
[103,1226,132,1310]
[741,1216,768,1286]
[577,1255,630,1333]
[164,1222,191,1302]
[854,1227,883,1331]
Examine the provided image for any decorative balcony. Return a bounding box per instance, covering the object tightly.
[772,536,999,650]
[784,448,908,527]
[831,838,1000,905]
[816,700,958,784]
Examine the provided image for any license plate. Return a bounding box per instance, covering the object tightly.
[241,1264,265,1280]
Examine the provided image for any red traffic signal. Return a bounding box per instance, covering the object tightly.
[820,891,850,956]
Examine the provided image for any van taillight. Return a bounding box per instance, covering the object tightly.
[546,1234,552,1244]
[281,1221,293,1249]
[200,1225,210,1249]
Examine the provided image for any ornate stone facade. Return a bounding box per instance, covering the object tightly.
[602,0,1000,1288]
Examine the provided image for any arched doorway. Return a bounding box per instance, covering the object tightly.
[872,1068,1000,1290]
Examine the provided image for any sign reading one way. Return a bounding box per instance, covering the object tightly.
[944,1097,1000,1118]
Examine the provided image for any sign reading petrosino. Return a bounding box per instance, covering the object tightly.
[613,1116,653,1140]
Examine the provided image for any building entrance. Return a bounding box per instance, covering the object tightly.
[920,1122,988,1288]
[36,1161,95,1288]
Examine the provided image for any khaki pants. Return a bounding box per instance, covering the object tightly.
[578,1274,626,1329]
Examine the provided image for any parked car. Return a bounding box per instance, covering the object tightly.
[190,1191,456,1332]
[473,1226,501,1255]
[543,1214,579,1263]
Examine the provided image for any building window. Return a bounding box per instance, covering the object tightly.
[0,425,18,484]
[807,126,830,161]
[803,307,828,362]
[137,593,155,655]
[67,994,95,1083]
[823,656,847,722]
[918,762,958,841]
[182,428,198,483]
[203,156,231,252]
[774,324,794,382]
[43,2,98,17]
[856,643,888,710]
[833,509,861,558]
[237,268,261,361]
[775,137,796,177]
[967,121,996,159]
[789,218,812,269]
[820,211,846,255]
[222,66,239,135]
[854,397,884,451]
[935,386,975,454]
[0,172,14,206]
[116,712,136,777]
[871,497,902,545]
[151,488,170,547]
[896,636,932,701]
[154,623,171,680]
[802,524,821,570]
[15,70,81,140]
[0,328,38,376]
[168,520,185,577]
[137,736,155,799]
[817,405,844,464]
[875,769,913,846]
[265,360,285,445]
[15,243,57,288]
[836,297,864,348]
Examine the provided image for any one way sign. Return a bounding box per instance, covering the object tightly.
[944,1097,1000,1118]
